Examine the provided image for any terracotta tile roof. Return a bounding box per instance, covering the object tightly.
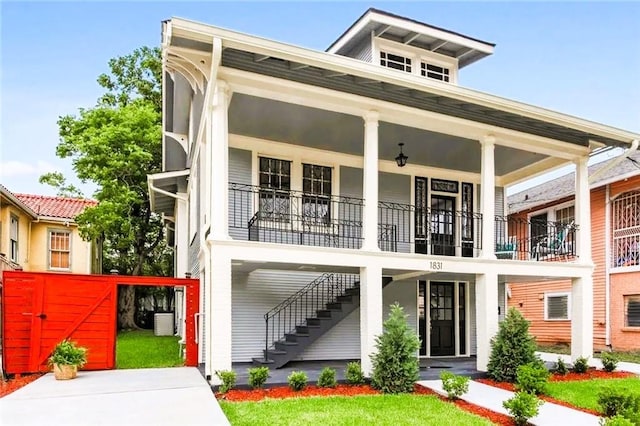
[13,193,98,220]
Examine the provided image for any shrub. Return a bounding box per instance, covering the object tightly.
[215,370,236,394]
[598,388,640,417]
[317,367,337,388]
[288,371,308,391]
[440,371,469,400]
[555,357,569,375]
[515,362,550,395]
[601,352,619,373]
[48,339,88,367]
[345,361,365,385]
[487,308,538,382]
[370,303,420,394]
[248,366,269,389]
[573,356,590,374]
[600,415,635,426]
[503,391,544,426]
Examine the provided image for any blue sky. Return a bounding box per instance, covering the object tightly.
[2,1,639,197]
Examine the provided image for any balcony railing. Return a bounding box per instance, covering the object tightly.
[229,183,577,262]
[495,216,578,262]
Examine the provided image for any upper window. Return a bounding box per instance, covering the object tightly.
[625,295,640,327]
[302,164,332,224]
[613,191,640,268]
[10,215,18,262]
[545,293,570,320]
[49,230,71,270]
[421,62,450,82]
[380,51,412,73]
[259,157,291,221]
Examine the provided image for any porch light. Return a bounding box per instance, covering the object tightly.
[395,143,408,167]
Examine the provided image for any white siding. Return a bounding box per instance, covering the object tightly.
[228,147,253,241]
[469,282,477,355]
[343,37,373,63]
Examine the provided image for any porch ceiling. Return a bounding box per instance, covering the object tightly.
[229,93,548,176]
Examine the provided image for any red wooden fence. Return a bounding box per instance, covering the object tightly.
[2,271,199,374]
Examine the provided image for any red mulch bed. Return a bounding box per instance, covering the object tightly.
[477,370,636,418]
[0,374,43,398]
[217,384,379,402]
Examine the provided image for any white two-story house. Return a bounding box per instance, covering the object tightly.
[148,8,639,383]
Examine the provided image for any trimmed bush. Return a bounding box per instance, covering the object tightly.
[598,388,640,418]
[288,371,308,391]
[555,357,569,375]
[516,362,550,395]
[440,371,469,400]
[487,308,538,382]
[503,391,544,426]
[600,415,635,426]
[345,361,365,385]
[573,356,590,374]
[601,352,619,373]
[317,367,337,388]
[370,303,420,394]
[215,370,236,394]
[248,366,269,389]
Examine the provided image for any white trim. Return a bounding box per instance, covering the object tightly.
[526,200,575,222]
[605,184,611,346]
[544,291,571,321]
[47,228,72,271]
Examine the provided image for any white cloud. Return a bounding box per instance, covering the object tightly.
[0,160,57,178]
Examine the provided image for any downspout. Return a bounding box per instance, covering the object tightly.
[589,139,639,184]
[605,184,612,348]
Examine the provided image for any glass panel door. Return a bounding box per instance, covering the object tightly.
[431,195,455,256]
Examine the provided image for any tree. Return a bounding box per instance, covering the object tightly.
[44,47,170,329]
[370,303,420,393]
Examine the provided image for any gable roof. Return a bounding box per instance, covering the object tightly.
[13,193,97,221]
[0,185,38,219]
[508,150,640,214]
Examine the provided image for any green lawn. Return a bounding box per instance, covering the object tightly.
[219,394,494,426]
[546,377,640,413]
[116,330,184,369]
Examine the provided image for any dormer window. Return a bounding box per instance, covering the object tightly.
[421,62,450,82]
[380,52,412,73]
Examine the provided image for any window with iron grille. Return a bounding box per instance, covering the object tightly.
[302,164,331,224]
[556,206,575,225]
[49,230,71,270]
[259,157,291,221]
[545,293,570,320]
[613,191,640,267]
[10,215,18,262]
[421,62,450,82]
[380,51,412,73]
[625,295,640,327]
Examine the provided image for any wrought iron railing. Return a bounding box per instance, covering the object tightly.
[263,273,359,361]
[494,216,578,261]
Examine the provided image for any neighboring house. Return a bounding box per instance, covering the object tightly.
[148,8,639,382]
[0,185,99,274]
[507,150,640,352]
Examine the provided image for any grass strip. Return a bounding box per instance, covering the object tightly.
[116,329,184,369]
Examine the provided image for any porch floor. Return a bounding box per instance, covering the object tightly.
[229,357,482,387]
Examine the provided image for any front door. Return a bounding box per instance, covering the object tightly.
[429,282,455,356]
[431,195,455,256]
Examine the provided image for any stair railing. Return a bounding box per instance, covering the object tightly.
[263,273,359,361]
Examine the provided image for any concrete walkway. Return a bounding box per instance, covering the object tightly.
[0,367,229,426]
[418,379,601,426]
[537,351,640,374]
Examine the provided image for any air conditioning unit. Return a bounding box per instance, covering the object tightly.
[154,313,174,336]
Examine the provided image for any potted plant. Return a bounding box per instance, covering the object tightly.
[48,339,87,380]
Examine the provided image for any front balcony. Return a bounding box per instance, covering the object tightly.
[229,183,578,262]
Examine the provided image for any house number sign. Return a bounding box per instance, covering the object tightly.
[431,179,459,193]
[429,261,443,270]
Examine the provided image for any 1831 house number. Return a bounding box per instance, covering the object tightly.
[429,261,443,270]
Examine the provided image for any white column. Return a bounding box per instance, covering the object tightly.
[207,246,232,383]
[480,136,496,259]
[175,195,189,278]
[360,264,382,376]
[210,80,231,240]
[575,157,592,262]
[362,111,380,251]
[475,272,498,371]
[571,275,593,361]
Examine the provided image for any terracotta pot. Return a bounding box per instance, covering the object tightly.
[53,364,78,380]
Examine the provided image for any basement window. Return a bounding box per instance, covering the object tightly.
[625,295,640,327]
[545,292,570,320]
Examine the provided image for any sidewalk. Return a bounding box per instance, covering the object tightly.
[418,379,601,426]
[537,351,640,374]
[0,367,229,426]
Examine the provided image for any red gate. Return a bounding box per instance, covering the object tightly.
[2,271,199,374]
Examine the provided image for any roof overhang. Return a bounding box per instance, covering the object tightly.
[148,169,189,216]
[164,17,639,151]
[0,186,37,219]
[326,8,495,69]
